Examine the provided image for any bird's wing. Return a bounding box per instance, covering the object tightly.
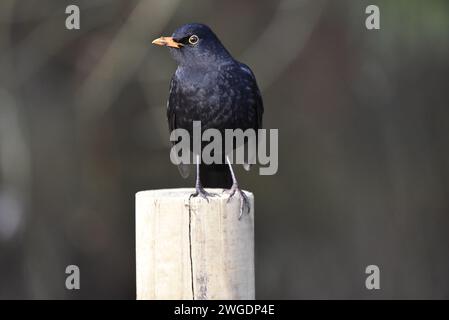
[167,76,190,178]
[250,77,264,171]
[239,63,264,171]
[254,79,264,130]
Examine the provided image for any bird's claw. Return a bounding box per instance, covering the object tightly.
[190,185,216,202]
[224,184,250,219]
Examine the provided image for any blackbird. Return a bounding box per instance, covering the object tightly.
[152,23,263,217]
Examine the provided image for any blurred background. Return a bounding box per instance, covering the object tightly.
[0,0,449,299]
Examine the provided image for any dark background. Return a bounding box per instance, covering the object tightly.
[1,0,449,299]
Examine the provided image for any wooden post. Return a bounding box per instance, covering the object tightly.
[136,188,255,300]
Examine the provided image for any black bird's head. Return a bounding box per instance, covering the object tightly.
[152,23,232,67]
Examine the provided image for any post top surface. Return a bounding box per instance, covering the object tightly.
[136,188,253,199]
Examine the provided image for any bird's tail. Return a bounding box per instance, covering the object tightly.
[200,164,232,189]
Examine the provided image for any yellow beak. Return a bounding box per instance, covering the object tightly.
[152,36,183,48]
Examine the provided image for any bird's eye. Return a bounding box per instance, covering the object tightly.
[188,35,199,45]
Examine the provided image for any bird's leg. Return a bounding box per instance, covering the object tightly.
[223,156,250,219]
[190,154,216,202]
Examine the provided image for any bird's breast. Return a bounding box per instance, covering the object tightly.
[172,65,254,133]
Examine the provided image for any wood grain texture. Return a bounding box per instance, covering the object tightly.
[136,188,255,300]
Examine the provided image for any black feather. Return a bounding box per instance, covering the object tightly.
[166,23,263,188]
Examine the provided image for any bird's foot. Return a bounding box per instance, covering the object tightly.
[190,184,216,202]
[223,184,250,219]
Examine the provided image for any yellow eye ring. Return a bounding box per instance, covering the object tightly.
[189,35,199,45]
